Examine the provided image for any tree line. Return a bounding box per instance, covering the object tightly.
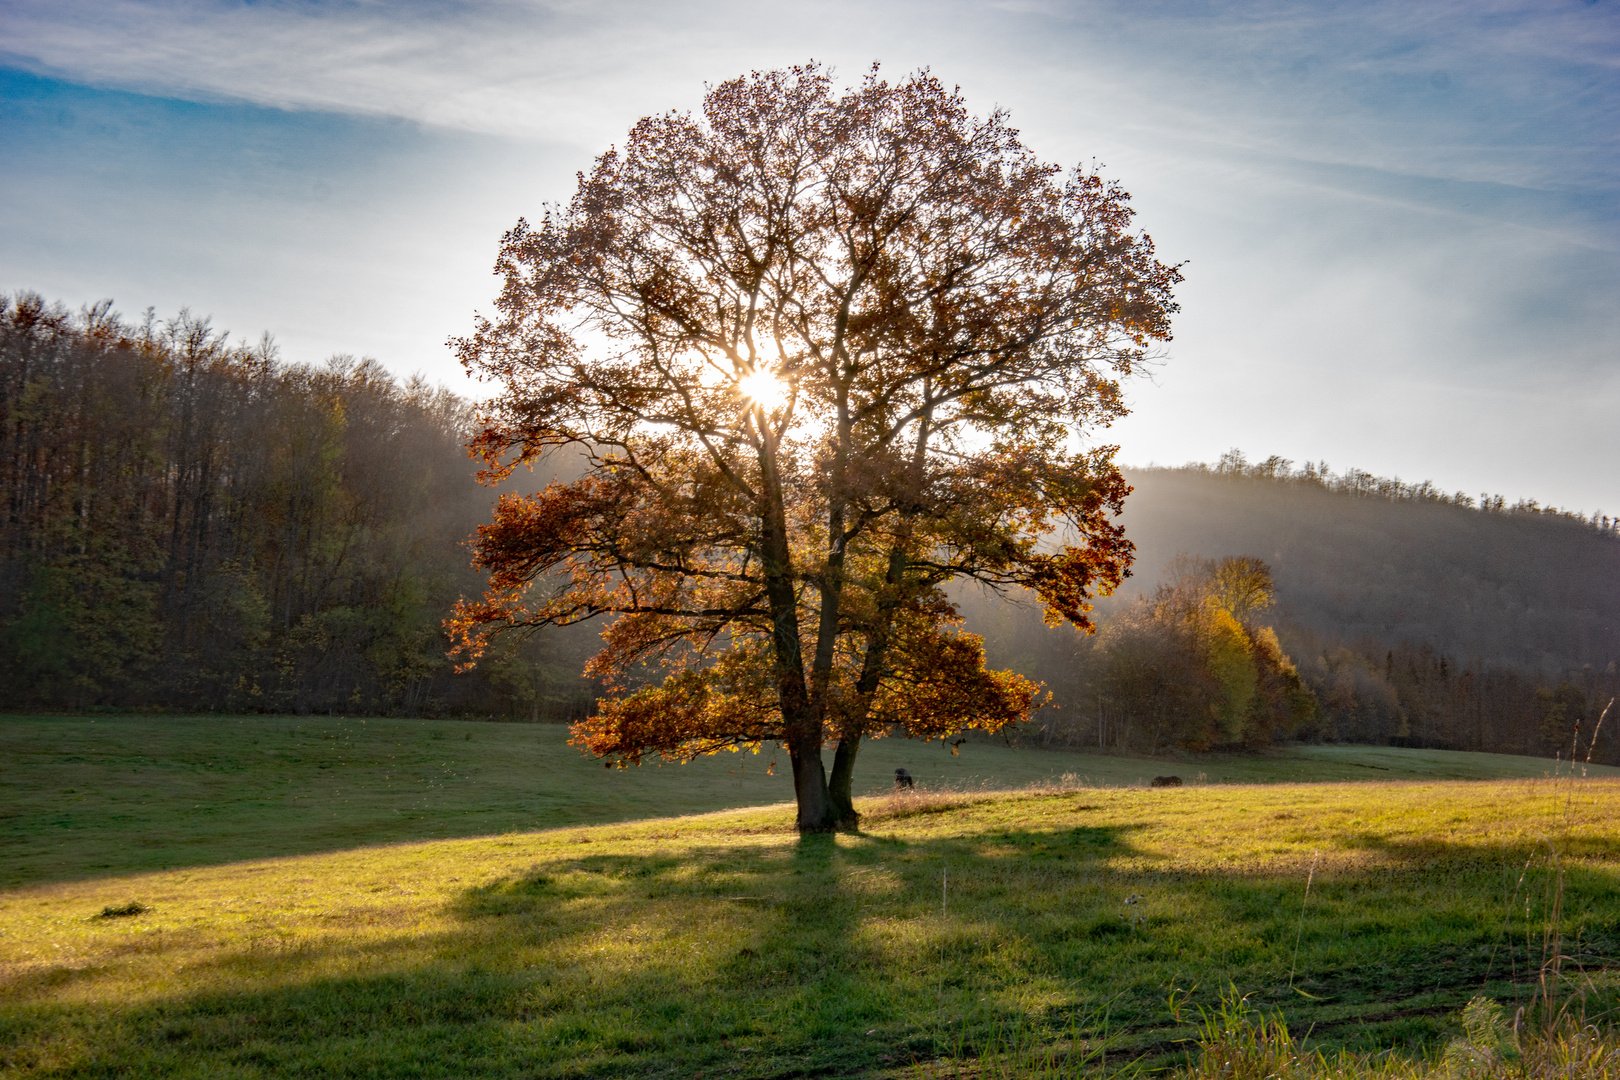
[1292,633,1615,760]
[1062,555,1316,754]
[966,570,1618,765]
[1199,447,1619,537]
[0,293,593,719]
[1015,600,1618,765]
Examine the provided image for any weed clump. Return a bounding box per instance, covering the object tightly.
[1188,988,1312,1080]
[1172,990,1620,1080]
[1443,997,1520,1077]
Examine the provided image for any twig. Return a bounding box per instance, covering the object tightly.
[1584,699,1614,773]
[1566,697,1613,825]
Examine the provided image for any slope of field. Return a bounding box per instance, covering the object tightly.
[4,779,1619,1078]
[6,715,1614,887]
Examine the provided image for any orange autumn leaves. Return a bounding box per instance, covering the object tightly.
[448,64,1179,827]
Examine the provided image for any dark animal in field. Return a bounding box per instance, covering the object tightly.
[1150,775,1183,788]
[894,768,915,790]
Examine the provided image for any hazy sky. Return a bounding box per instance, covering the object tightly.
[3,0,1616,513]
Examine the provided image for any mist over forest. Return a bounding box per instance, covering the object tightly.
[1121,454,1618,671]
[966,456,1619,761]
[4,294,1615,761]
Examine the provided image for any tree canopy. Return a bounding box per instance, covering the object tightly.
[449,64,1181,831]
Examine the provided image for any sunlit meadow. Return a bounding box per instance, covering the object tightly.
[6,754,1620,1077]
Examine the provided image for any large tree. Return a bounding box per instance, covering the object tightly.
[449,64,1180,831]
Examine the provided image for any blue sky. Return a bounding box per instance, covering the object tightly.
[2,0,1616,512]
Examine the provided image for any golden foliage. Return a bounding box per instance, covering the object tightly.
[1098,556,1316,751]
[447,64,1180,828]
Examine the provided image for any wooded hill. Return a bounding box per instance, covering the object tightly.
[1124,454,1618,671]
[965,455,1619,761]
[5,292,1615,760]
[0,294,592,719]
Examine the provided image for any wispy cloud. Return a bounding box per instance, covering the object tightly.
[7,0,1615,193]
[3,0,1616,508]
[5,0,903,142]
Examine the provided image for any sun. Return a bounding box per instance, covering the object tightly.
[736,368,788,412]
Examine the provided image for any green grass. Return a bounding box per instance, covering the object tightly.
[3,713,1606,887]
[6,772,1620,1078]
[7,715,1619,1078]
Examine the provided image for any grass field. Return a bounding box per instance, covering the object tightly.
[4,713,1609,887]
[7,716,1619,1078]
[5,757,1620,1077]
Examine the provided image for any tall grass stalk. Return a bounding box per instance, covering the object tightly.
[1288,850,1320,994]
[931,990,1620,1080]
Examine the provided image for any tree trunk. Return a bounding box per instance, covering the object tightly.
[757,428,836,833]
[790,748,836,832]
[826,541,912,830]
[828,733,861,828]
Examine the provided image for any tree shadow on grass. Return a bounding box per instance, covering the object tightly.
[9,824,1620,1078]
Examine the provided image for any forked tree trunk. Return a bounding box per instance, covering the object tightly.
[824,542,911,830]
[828,733,861,828]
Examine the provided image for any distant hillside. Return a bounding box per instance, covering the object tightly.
[961,457,1619,760]
[1114,464,1620,673]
